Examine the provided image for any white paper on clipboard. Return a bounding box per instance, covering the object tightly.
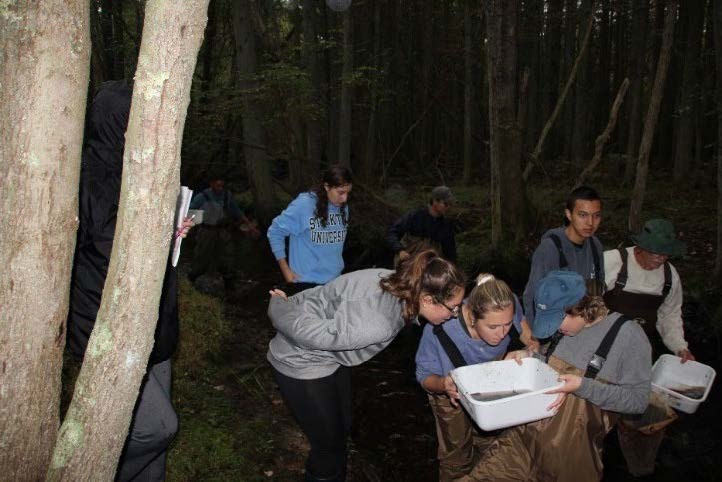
[172,186,193,267]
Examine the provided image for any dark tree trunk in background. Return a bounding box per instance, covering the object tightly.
[0,2,90,478]
[624,0,648,184]
[485,0,526,245]
[363,0,382,180]
[462,2,475,186]
[572,0,594,167]
[232,0,276,223]
[303,0,324,180]
[714,0,722,278]
[673,0,704,182]
[629,0,676,232]
[562,0,578,162]
[338,8,353,167]
[542,0,563,159]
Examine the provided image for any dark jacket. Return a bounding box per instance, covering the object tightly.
[386,207,457,261]
[67,80,179,365]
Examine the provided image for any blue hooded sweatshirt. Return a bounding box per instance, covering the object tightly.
[267,192,348,284]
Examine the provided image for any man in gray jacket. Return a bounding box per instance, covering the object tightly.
[522,186,604,328]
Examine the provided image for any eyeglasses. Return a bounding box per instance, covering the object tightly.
[438,299,461,317]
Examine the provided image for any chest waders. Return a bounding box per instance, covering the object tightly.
[603,247,671,355]
[456,316,631,482]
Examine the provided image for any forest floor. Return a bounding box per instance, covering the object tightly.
[166,167,722,482]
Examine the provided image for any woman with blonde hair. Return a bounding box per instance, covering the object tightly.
[268,250,466,482]
[415,273,535,481]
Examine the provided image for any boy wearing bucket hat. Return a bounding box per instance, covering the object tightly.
[603,218,694,362]
[457,271,651,482]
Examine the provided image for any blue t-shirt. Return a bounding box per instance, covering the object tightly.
[415,295,523,384]
[267,192,348,284]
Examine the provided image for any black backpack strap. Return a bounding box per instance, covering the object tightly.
[662,261,672,298]
[584,315,630,379]
[202,190,212,203]
[549,234,568,269]
[615,248,629,289]
[590,239,600,279]
[433,324,468,369]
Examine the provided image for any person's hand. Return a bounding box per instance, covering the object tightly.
[547,392,567,411]
[505,349,531,365]
[677,349,695,363]
[269,289,288,300]
[525,339,541,353]
[548,374,582,395]
[175,216,195,239]
[240,219,261,239]
[442,375,460,407]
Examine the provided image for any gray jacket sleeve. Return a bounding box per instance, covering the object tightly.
[268,296,395,351]
[574,323,652,414]
[522,239,559,324]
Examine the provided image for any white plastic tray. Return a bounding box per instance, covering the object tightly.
[651,354,716,414]
[451,358,564,431]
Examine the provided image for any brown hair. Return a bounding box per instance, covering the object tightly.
[565,279,608,323]
[311,165,353,227]
[466,273,515,325]
[379,250,466,323]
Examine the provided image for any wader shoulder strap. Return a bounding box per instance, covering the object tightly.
[433,324,467,369]
[584,315,631,379]
[662,262,672,298]
[590,239,601,279]
[549,234,568,269]
[615,248,629,289]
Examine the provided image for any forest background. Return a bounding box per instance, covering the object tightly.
[2,0,722,480]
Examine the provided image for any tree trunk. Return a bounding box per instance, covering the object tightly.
[672,0,704,182]
[302,0,323,180]
[629,0,676,232]
[571,0,594,167]
[542,0,563,158]
[47,1,208,479]
[232,0,276,223]
[561,0,578,162]
[575,78,630,187]
[363,0,382,180]
[485,0,526,245]
[0,2,90,480]
[714,0,722,278]
[624,0,648,183]
[338,7,353,167]
[462,3,474,185]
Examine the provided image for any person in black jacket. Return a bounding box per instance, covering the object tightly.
[67,79,190,482]
[386,186,457,264]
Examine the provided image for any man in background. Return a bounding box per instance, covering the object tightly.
[386,185,457,264]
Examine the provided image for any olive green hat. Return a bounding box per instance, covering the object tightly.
[632,218,686,257]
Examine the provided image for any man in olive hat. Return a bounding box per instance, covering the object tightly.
[603,219,694,362]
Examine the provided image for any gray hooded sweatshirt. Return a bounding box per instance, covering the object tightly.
[267,268,405,380]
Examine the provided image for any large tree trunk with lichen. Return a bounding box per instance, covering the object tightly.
[0,2,90,480]
[46,1,209,479]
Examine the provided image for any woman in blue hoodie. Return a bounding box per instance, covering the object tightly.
[267,165,353,289]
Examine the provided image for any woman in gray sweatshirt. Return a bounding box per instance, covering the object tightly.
[267,250,466,482]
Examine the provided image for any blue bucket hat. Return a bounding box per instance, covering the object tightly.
[533,271,586,339]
